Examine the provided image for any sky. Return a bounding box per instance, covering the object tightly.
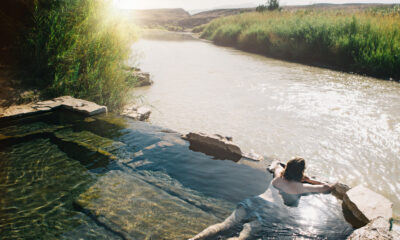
[114,0,400,10]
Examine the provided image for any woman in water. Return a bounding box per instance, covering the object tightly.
[189,158,333,240]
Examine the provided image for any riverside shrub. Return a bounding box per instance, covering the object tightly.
[20,0,137,110]
[199,7,400,80]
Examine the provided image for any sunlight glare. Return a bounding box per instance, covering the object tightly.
[113,0,141,9]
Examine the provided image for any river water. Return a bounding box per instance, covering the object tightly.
[132,30,400,217]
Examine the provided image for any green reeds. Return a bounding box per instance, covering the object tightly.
[20,0,137,110]
[199,6,400,80]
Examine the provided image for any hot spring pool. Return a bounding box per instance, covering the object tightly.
[0,110,353,239]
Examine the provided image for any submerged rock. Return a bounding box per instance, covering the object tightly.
[75,170,221,240]
[182,132,242,161]
[343,185,393,227]
[347,217,399,240]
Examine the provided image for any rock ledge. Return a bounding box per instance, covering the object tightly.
[0,96,107,118]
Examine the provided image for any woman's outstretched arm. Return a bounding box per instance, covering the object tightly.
[189,207,247,240]
[300,183,332,194]
[301,176,326,185]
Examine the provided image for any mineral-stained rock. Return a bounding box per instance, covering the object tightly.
[347,217,396,240]
[182,132,242,161]
[75,170,222,240]
[343,185,393,227]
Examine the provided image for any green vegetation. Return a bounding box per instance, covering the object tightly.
[199,6,400,80]
[19,0,137,110]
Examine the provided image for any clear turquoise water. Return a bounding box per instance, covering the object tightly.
[0,111,352,239]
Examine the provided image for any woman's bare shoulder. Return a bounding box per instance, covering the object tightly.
[271,176,282,187]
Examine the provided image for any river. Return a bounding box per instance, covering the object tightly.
[132,30,400,217]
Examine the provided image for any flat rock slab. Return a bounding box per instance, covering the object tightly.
[343,185,393,227]
[0,96,107,119]
[75,170,220,240]
[1,104,40,118]
[54,96,107,116]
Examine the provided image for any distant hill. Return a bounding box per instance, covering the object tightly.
[126,3,397,31]
[128,8,255,30]
[179,8,255,29]
[123,8,190,27]
[284,3,393,11]
[189,3,258,15]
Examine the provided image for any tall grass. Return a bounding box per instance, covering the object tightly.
[199,7,400,80]
[20,0,137,110]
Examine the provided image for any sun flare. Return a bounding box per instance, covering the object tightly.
[113,0,144,9]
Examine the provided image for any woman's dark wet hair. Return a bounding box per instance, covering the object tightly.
[281,158,305,182]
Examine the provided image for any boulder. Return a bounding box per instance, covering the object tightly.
[134,72,153,87]
[331,182,351,200]
[347,217,397,240]
[126,69,153,87]
[343,185,393,227]
[122,105,151,121]
[137,107,152,120]
[182,132,242,161]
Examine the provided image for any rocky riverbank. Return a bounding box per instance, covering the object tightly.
[0,67,153,121]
